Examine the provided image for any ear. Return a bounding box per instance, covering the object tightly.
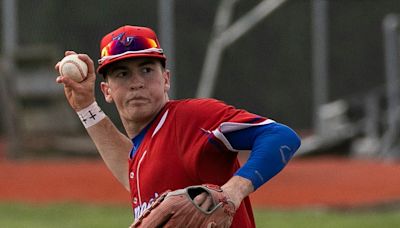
[100,82,114,103]
[163,69,171,92]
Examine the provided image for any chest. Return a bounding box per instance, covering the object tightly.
[128,131,199,217]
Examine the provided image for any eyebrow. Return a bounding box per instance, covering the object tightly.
[137,59,157,67]
[107,59,158,75]
[108,65,128,74]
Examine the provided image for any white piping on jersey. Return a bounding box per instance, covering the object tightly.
[135,110,168,206]
[136,150,148,205]
[152,109,169,138]
[211,119,275,152]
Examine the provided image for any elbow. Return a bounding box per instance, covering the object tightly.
[276,123,301,158]
[290,128,301,152]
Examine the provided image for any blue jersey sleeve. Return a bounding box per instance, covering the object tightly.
[224,122,301,190]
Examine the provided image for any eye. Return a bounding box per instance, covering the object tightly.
[115,70,128,78]
[141,67,153,74]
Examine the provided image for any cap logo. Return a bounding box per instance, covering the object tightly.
[112,32,124,41]
[112,32,134,47]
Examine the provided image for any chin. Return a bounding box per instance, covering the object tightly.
[127,110,152,121]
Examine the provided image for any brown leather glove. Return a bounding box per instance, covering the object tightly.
[131,184,236,228]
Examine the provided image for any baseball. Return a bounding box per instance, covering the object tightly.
[59,54,88,82]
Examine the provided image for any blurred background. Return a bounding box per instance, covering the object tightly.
[1,0,400,227]
[2,0,400,158]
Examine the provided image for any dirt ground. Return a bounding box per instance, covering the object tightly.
[1,148,400,209]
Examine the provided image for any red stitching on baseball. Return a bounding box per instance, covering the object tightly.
[61,59,85,80]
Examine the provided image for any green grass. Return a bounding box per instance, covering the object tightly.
[0,202,400,227]
[254,208,400,228]
[0,202,132,228]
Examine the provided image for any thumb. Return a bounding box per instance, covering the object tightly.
[56,75,80,89]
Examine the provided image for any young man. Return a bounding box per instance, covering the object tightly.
[56,25,301,227]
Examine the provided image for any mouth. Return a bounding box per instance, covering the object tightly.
[127,96,149,105]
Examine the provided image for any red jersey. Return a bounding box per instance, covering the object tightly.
[129,98,272,228]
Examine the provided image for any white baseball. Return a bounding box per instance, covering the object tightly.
[59,54,88,82]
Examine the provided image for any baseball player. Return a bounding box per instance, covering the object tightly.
[55,25,301,227]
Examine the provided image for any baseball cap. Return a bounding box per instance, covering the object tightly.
[97,25,166,74]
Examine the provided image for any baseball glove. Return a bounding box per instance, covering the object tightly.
[131,184,236,228]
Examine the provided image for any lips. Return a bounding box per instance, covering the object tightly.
[127,96,149,104]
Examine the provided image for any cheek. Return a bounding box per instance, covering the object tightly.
[152,82,167,98]
[108,88,124,106]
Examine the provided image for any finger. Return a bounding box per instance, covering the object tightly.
[56,75,80,90]
[193,192,207,205]
[199,195,213,211]
[65,50,77,56]
[55,61,61,71]
[56,76,63,84]
[77,54,96,77]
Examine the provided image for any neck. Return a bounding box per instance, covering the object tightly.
[124,121,148,139]
[123,99,169,139]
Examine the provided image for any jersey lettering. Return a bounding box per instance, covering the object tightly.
[134,192,159,220]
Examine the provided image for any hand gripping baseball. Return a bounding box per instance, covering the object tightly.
[55,51,96,111]
[131,184,236,228]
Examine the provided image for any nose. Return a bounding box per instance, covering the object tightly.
[129,74,144,90]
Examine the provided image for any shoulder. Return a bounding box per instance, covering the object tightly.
[171,98,228,106]
[163,98,234,131]
[167,98,266,125]
[169,98,232,113]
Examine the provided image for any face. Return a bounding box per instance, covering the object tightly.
[101,58,170,125]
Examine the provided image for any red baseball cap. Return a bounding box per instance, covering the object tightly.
[97,25,166,74]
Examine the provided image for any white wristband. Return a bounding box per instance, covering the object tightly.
[76,101,106,128]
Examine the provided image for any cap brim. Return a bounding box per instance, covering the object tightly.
[97,53,166,74]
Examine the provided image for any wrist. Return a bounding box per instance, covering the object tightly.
[74,98,96,112]
[221,176,254,209]
[76,101,106,128]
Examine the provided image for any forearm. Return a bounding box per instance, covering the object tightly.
[226,123,301,190]
[219,123,301,209]
[56,53,132,191]
[86,116,132,191]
